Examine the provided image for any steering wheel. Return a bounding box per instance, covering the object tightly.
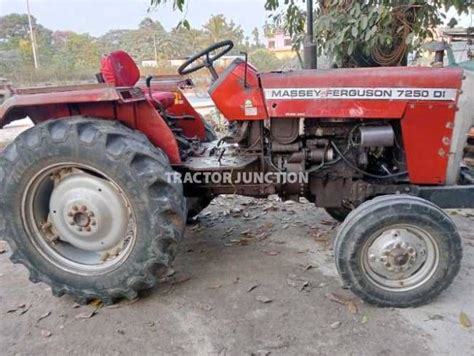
[178,40,234,80]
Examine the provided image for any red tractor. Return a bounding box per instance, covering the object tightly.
[0,40,472,307]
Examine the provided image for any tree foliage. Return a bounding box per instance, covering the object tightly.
[269,1,471,66]
[150,0,472,66]
[0,12,284,85]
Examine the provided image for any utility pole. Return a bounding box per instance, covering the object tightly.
[153,35,159,66]
[26,0,39,69]
[303,0,317,69]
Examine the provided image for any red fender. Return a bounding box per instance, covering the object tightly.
[0,86,181,164]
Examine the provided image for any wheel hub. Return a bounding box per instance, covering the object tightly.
[49,173,130,252]
[367,228,428,280]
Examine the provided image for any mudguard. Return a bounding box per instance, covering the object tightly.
[0,84,181,164]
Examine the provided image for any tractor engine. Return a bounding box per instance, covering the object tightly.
[269,119,407,204]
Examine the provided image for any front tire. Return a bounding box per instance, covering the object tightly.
[334,195,462,307]
[0,118,186,304]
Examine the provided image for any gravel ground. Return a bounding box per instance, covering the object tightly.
[0,122,473,356]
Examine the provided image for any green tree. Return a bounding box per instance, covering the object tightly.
[264,0,472,66]
[249,48,285,71]
[0,13,54,66]
[202,14,244,46]
[150,0,472,67]
[104,18,175,61]
[53,32,100,70]
[252,27,263,48]
[170,27,207,56]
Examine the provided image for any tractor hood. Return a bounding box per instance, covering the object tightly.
[260,66,464,119]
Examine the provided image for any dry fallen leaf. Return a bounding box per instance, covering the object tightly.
[88,299,103,309]
[256,296,272,304]
[75,309,97,320]
[347,301,358,315]
[327,293,351,305]
[330,321,342,329]
[37,311,51,323]
[41,329,52,338]
[19,305,31,315]
[361,314,369,324]
[299,281,310,292]
[263,251,280,256]
[460,312,472,328]
[6,304,26,314]
[327,292,358,314]
[208,284,222,289]
[196,303,212,311]
[247,284,259,293]
[427,314,444,321]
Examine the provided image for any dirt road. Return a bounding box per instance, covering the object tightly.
[0,122,473,355]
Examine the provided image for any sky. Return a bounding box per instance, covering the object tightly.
[0,0,270,36]
[0,0,472,37]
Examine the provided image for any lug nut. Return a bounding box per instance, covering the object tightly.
[72,206,79,211]
[77,227,83,232]
[85,227,91,232]
[81,205,87,211]
[88,211,95,217]
[67,212,73,217]
[69,221,75,226]
[91,221,96,226]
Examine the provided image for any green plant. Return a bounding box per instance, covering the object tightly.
[150,0,471,67]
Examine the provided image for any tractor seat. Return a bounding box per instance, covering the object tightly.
[100,50,175,110]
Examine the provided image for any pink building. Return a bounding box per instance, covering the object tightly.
[265,32,296,59]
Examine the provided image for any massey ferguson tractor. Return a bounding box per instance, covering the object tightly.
[0,40,473,307]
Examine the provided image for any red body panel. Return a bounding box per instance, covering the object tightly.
[260,67,462,118]
[209,60,268,121]
[166,90,206,140]
[210,61,463,185]
[101,50,207,141]
[137,84,207,141]
[0,85,181,164]
[401,103,456,184]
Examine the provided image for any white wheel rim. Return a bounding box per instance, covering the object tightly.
[361,224,439,292]
[22,163,137,275]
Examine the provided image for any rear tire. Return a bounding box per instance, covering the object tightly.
[0,117,186,304]
[334,195,462,307]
